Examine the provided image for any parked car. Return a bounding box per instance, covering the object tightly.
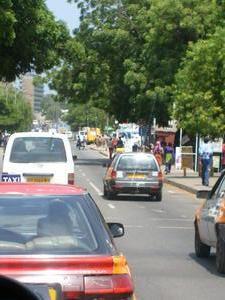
[0,183,134,299]
[103,152,163,201]
[2,132,76,185]
[195,170,225,273]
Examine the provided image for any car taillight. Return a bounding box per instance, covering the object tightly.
[158,170,163,181]
[68,173,75,185]
[111,170,117,179]
[84,274,133,299]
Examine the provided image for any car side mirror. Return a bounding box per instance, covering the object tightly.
[73,155,77,161]
[107,222,124,238]
[196,190,211,199]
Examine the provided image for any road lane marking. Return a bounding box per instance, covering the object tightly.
[82,172,86,177]
[89,181,103,196]
[151,209,165,213]
[152,218,193,222]
[108,204,115,209]
[158,226,193,230]
[125,225,144,228]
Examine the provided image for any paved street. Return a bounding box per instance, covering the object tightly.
[74,148,225,300]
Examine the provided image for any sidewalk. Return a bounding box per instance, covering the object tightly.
[164,166,219,195]
[89,145,220,195]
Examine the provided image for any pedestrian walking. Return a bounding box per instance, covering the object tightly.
[164,142,174,174]
[112,134,118,149]
[116,136,124,148]
[199,137,213,186]
[153,141,164,166]
[107,137,114,160]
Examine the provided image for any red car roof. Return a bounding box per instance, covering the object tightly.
[0,183,86,196]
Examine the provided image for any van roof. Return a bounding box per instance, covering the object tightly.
[8,132,69,140]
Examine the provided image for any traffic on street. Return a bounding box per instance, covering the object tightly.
[2,0,225,299]
[71,147,225,300]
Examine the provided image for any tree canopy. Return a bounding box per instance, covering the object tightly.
[0,0,69,81]
[63,102,109,131]
[0,84,32,132]
[41,95,63,122]
[174,27,225,137]
[50,0,221,128]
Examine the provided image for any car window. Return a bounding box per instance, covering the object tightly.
[117,155,158,171]
[208,173,225,200]
[214,176,225,199]
[0,195,110,255]
[10,137,67,163]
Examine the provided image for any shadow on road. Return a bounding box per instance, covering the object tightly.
[189,252,225,277]
[102,194,159,203]
[75,158,110,166]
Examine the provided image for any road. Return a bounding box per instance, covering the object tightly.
[74,147,225,300]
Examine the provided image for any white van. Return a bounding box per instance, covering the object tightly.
[2,132,75,184]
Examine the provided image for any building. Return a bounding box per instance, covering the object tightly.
[20,74,44,114]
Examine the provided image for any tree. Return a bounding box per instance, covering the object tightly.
[0,0,69,81]
[41,95,63,122]
[174,27,225,137]
[0,84,32,131]
[51,0,220,125]
[63,102,109,131]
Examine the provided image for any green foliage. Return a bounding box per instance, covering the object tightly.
[174,27,225,137]
[63,103,109,131]
[0,84,32,131]
[0,0,69,81]
[41,95,63,122]
[51,0,221,126]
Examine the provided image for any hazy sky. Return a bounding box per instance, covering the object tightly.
[46,0,80,33]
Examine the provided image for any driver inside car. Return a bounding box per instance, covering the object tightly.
[37,200,73,236]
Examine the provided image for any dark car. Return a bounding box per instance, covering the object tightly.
[195,170,225,273]
[0,183,134,299]
[103,152,163,201]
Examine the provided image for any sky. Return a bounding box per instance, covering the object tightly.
[46,0,80,33]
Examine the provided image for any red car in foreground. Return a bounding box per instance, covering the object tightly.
[0,183,134,299]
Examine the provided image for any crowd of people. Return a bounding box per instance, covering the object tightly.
[105,135,175,173]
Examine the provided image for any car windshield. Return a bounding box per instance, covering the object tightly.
[0,195,108,255]
[10,137,67,163]
[117,155,158,171]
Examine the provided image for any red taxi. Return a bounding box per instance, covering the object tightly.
[0,183,134,299]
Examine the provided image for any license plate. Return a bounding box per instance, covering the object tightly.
[1,174,21,182]
[26,177,50,183]
[127,174,145,179]
[26,284,61,300]
[49,287,57,300]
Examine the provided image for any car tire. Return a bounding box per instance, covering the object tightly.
[155,191,162,202]
[107,191,116,200]
[216,233,225,273]
[103,185,107,197]
[195,225,210,258]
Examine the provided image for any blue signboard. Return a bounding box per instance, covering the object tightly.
[1,174,21,182]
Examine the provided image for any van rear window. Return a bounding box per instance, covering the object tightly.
[10,137,67,163]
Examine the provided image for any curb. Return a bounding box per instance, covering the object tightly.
[99,151,108,157]
[164,178,197,195]
[89,146,108,158]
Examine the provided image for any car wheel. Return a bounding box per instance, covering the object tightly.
[195,225,210,258]
[107,191,116,200]
[216,233,225,273]
[103,185,107,197]
[155,191,162,202]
